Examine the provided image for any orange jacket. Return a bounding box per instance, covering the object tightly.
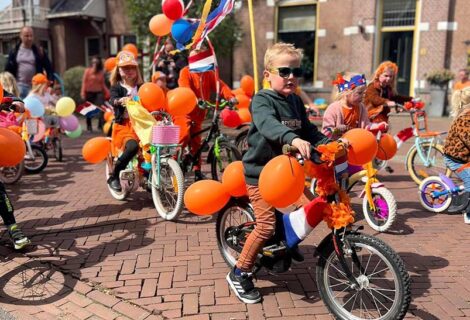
[178,66,234,102]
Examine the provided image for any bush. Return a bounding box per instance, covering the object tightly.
[426,69,454,87]
[63,66,85,103]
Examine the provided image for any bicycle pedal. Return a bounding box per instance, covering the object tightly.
[262,243,287,256]
[120,170,135,181]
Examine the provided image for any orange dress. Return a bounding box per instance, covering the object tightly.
[342,104,361,129]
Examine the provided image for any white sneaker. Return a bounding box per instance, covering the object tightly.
[464,212,470,224]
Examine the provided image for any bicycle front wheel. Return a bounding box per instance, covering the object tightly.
[316,233,411,320]
[418,176,452,213]
[151,157,184,221]
[0,161,24,184]
[53,138,63,162]
[362,187,397,232]
[210,141,242,181]
[406,142,449,185]
[24,145,48,174]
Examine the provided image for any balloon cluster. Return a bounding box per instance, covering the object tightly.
[220,75,255,128]
[137,84,197,117]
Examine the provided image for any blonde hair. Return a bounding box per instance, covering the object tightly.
[30,82,48,96]
[109,65,144,87]
[0,72,19,96]
[264,43,303,70]
[451,87,470,117]
[332,72,366,102]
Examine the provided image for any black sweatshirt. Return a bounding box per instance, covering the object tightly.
[243,89,330,185]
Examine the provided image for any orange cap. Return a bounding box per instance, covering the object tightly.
[117,51,138,67]
[151,71,166,82]
[32,73,48,85]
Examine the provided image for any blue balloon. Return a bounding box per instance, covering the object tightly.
[23,96,45,117]
[171,19,198,45]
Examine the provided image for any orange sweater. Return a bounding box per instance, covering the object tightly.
[81,68,110,97]
[178,66,234,101]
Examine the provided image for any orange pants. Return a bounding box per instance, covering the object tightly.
[173,107,206,170]
[236,185,315,271]
[111,120,139,157]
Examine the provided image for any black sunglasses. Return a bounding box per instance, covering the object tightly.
[270,67,303,78]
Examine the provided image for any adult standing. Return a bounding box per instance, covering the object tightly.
[80,56,110,132]
[155,39,187,89]
[453,69,470,91]
[4,26,54,99]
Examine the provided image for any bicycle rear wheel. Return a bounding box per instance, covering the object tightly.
[24,145,48,174]
[406,142,449,185]
[418,176,452,212]
[316,233,411,320]
[0,162,24,184]
[210,141,242,181]
[53,138,63,162]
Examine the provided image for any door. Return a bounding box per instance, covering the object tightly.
[381,31,413,95]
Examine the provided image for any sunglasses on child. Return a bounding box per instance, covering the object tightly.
[269,67,303,78]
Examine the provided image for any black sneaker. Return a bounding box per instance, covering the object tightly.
[288,245,304,263]
[226,267,262,304]
[194,170,206,181]
[448,192,469,213]
[107,176,122,192]
[9,226,31,250]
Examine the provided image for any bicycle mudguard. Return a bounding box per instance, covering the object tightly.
[359,182,385,198]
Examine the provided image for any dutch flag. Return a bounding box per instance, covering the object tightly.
[76,102,103,118]
[188,49,215,73]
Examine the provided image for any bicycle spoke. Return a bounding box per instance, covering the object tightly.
[369,287,395,302]
[367,266,391,278]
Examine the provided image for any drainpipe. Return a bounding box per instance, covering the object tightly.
[371,0,380,75]
[444,0,456,69]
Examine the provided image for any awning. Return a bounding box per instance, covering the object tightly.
[47,0,105,20]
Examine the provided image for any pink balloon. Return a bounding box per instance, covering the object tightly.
[32,119,46,143]
[59,115,79,132]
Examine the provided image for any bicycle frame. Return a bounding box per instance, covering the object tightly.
[348,162,384,212]
[151,144,181,187]
[431,173,464,198]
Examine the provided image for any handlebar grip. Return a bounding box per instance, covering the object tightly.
[282,144,298,155]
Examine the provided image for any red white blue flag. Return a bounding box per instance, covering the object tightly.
[195,0,235,48]
[188,49,216,73]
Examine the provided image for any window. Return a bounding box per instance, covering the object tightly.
[277,4,316,84]
[122,35,137,46]
[109,36,118,55]
[86,37,101,65]
[382,0,416,27]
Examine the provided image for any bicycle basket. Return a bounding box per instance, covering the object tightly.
[25,119,38,134]
[152,124,180,145]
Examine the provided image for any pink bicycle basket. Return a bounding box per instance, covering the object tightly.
[152,125,180,145]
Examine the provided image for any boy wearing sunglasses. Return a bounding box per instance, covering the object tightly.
[227,43,330,304]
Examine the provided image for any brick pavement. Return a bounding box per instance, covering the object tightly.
[1,115,470,319]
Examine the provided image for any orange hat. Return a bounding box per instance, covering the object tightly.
[32,73,48,85]
[117,50,138,67]
[151,71,166,82]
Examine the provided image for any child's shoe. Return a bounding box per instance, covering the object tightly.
[465,212,470,224]
[226,267,261,304]
[8,224,31,250]
[194,170,206,181]
[107,176,122,192]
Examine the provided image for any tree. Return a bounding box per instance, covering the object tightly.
[125,0,240,57]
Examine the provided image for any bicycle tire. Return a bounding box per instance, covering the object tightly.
[24,145,48,174]
[406,143,449,185]
[418,176,452,213]
[362,187,397,232]
[53,138,63,162]
[316,233,411,320]
[210,141,242,181]
[151,157,184,221]
[105,155,129,201]
[234,129,249,156]
[0,161,24,184]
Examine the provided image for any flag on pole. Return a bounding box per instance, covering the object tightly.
[76,102,102,118]
[188,49,216,73]
[195,0,235,48]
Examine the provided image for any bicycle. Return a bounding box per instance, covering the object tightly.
[375,101,450,185]
[41,124,63,162]
[217,144,411,319]
[105,110,184,221]
[181,99,241,181]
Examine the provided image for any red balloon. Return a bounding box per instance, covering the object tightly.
[236,94,250,109]
[237,109,252,123]
[240,75,255,97]
[167,87,197,116]
[376,133,397,160]
[0,128,25,166]
[138,83,166,112]
[221,108,242,128]
[259,155,305,208]
[82,137,111,164]
[149,14,174,37]
[342,128,378,166]
[122,44,138,58]
[163,0,184,20]
[184,180,231,215]
[104,57,116,72]
[222,161,247,197]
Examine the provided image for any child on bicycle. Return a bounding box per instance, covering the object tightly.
[175,45,235,181]
[444,87,470,223]
[227,43,330,304]
[365,61,412,124]
[0,89,31,250]
[322,72,388,140]
[27,73,60,128]
[107,50,144,192]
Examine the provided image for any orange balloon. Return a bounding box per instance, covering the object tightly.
[82,137,111,164]
[240,75,255,97]
[237,108,252,123]
[0,128,25,166]
[149,14,174,37]
[342,128,378,166]
[138,82,166,112]
[104,57,117,72]
[232,88,245,96]
[376,133,397,160]
[167,87,197,116]
[103,121,113,135]
[184,180,231,215]
[104,111,114,122]
[259,155,305,208]
[236,94,250,109]
[222,161,247,197]
[122,43,138,58]
[0,83,3,101]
